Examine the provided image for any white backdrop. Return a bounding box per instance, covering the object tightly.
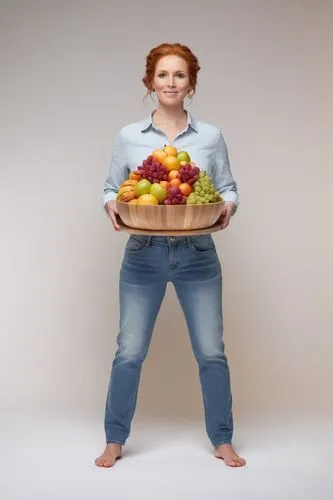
[1,0,332,427]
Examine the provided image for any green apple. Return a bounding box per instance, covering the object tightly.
[177,151,191,163]
[135,179,152,196]
[150,183,168,203]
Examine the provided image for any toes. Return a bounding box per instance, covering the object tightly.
[102,459,115,468]
[95,457,105,467]
[234,457,246,467]
[95,455,116,467]
[225,459,237,467]
[215,453,247,467]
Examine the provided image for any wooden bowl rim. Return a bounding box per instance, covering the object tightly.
[116,200,225,207]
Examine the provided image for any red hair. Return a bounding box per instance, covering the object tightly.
[143,43,201,97]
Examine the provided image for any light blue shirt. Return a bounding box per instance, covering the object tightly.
[103,112,239,206]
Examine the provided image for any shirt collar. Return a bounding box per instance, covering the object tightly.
[140,111,198,133]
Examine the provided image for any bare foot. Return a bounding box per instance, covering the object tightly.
[95,443,122,468]
[214,444,246,467]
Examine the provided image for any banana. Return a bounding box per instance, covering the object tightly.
[121,179,138,187]
[117,190,137,202]
[117,185,135,197]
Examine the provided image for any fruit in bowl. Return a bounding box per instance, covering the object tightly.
[116,146,224,230]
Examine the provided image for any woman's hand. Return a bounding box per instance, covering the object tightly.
[218,201,237,230]
[104,200,120,231]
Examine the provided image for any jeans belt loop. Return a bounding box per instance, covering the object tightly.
[146,236,152,247]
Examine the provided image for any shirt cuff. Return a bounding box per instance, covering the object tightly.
[102,191,117,206]
[221,191,239,207]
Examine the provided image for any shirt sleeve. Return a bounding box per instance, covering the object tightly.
[102,129,129,205]
[213,130,240,207]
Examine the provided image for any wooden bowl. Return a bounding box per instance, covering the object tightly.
[116,200,224,231]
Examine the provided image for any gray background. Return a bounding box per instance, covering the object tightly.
[1,0,332,431]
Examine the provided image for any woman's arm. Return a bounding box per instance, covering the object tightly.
[103,129,129,231]
[213,130,239,206]
[103,129,129,205]
[213,130,239,229]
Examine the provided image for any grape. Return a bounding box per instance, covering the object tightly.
[137,157,169,183]
[164,186,186,205]
[189,171,223,204]
[169,186,179,196]
[179,163,201,185]
[186,192,198,205]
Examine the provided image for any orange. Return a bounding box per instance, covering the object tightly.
[128,198,138,205]
[163,155,180,171]
[169,178,181,188]
[129,171,142,181]
[179,183,193,197]
[159,180,169,190]
[151,149,168,163]
[137,194,158,206]
[168,169,180,181]
[163,145,178,156]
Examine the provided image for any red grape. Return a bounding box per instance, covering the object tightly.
[163,186,186,205]
[179,163,201,185]
[137,156,169,183]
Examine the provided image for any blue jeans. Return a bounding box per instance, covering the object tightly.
[104,234,233,448]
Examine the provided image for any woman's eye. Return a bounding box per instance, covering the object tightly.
[158,74,167,78]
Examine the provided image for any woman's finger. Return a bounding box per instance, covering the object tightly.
[111,213,120,231]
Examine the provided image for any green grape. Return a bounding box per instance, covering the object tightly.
[187,197,196,204]
[192,175,222,204]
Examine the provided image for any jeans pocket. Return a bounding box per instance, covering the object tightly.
[125,235,149,252]
[189,234,216,254]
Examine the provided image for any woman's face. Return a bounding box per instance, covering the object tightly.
[152,55,191,107]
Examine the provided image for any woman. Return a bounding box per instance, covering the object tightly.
[95,43,246,468]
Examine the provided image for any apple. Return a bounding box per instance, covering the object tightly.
[135,179,152,196]
[177,151,191,163]
[150,183,168,203]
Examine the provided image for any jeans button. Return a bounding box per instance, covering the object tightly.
[170,237,175,242]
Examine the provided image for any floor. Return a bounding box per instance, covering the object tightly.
[1,413,332,500]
